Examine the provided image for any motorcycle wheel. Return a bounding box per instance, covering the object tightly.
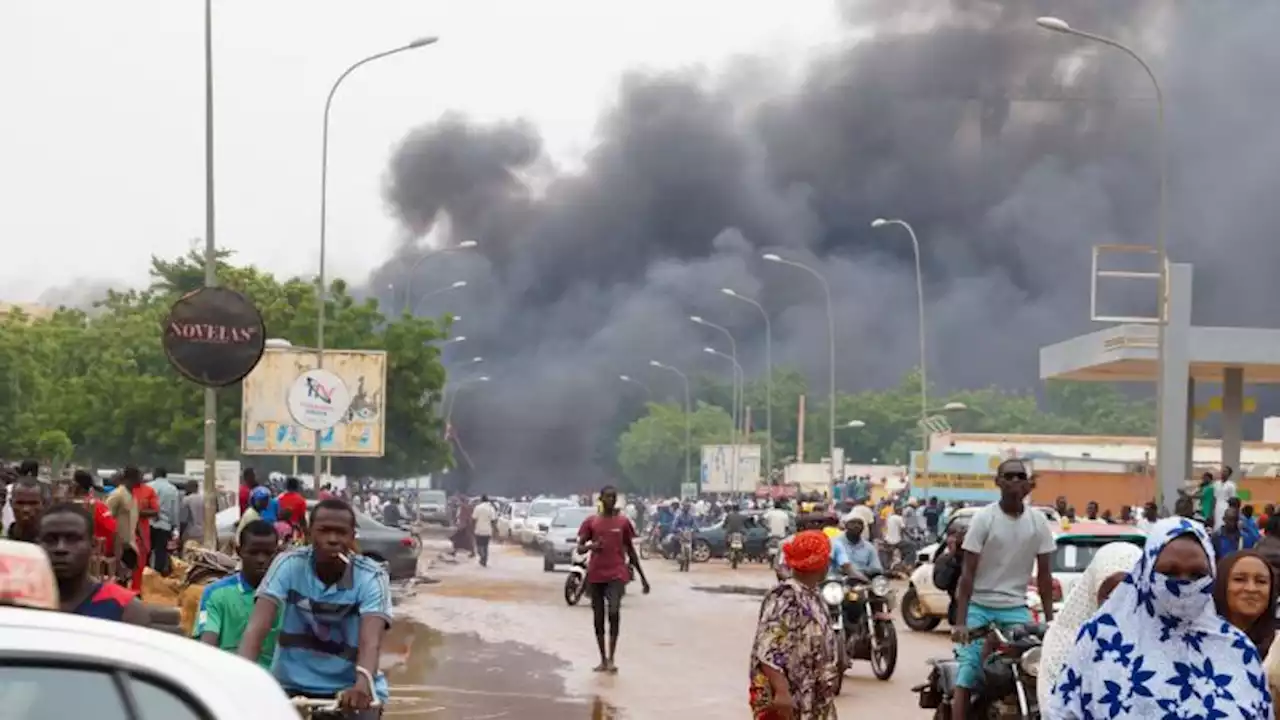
[901,587,942,632]
[870,621,899,680]
[730,551,739,570]
[564,574,585,606]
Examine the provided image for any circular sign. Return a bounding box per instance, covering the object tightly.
[287,369,352,431]
[162,286,266,388]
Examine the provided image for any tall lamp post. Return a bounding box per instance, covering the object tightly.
[402,240,478,312]
[762,253,838,485]
[445,375,490,426]
[704,346,745,495]
[201,0,218,546]
[314,36,438,482]
[871,218,928,460]
[721,287,773,479]
[649,360,692,493]
[1035,16,1171,506]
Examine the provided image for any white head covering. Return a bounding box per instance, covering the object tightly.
[1036,541,1143,713]
[1046,517,1272,719]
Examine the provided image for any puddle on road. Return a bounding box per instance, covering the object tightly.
[384,619,620,719]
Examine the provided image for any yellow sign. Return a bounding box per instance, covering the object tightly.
[913,473,998,491]
[241,348,387,457]
[1194,395,1257,421]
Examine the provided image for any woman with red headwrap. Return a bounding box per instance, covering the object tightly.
[749,530,837,719]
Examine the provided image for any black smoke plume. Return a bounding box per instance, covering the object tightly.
[368,0,1280,493]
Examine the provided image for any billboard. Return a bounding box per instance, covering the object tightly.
[700,444,762,494]
[241,348,387,457]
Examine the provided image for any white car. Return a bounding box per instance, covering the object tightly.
[497,501,531,542]
[0,539,296,719]
[541,506,597,571]
[519,498,576,546]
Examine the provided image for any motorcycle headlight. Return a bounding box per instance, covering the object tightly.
[1018,646,1041,678]
[821,582,845,606]
[870,576,890,597]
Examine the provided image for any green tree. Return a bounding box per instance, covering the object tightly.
[616,402,733,496]
[0,251,453,477]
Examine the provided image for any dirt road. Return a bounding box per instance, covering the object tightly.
[384,540,951,718]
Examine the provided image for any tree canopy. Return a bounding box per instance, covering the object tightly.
[614,367,1157,496]
[0,251,452,477]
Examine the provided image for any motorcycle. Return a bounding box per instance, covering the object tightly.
[292,696,382,719]
[820,570,899,694]
[727,532,745,569]
[913,622,1046,719]
[677,529,693,572]
[564,546,589,606]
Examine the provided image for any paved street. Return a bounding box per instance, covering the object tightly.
[385,540,951,718]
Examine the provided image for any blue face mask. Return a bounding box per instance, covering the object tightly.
[1151,572,1213,618]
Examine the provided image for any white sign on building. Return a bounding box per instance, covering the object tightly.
[700,444,762,494]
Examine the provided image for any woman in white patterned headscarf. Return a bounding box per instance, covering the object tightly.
[1036,541,1143,712]
[1047,517,1273,720]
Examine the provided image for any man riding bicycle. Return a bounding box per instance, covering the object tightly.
[239,498,391,719]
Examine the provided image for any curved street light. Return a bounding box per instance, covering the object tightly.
[412,280,467,315]
[721,287,773,475]
[445,374,490,425]
[402,239,478,311]
[618,374,652,398]
[762,252,837,484]
[690,315,741,442]
[871,218,928,460]
[649,360,692,491]
[1035,14,1171,506]
[843,420,867,429]
[313,35,439,479]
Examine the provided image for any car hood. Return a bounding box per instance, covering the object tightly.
[546,528,579,541]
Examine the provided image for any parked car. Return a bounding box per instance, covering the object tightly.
[417,489,449,526]
[497,501,531,542]
[519,498,577,546]
[541,506,596,571]
[900,516,1141,632]
[690,511,772,563]
[217,501,421,580]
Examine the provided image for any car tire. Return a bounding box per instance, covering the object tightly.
[901,586,941,632]
[691,539,712,564]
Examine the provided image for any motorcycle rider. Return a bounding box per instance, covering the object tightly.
[950,459,1056,720]
[668,502,698,557]
[835,518,882,578]
[723,502,747,559]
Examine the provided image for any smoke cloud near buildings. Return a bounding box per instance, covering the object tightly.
[368,1,1280,492]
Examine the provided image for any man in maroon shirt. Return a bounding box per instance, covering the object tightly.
[238,468,257,514]
[576,485,650,674]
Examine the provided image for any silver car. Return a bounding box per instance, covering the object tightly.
[541,506,596,571]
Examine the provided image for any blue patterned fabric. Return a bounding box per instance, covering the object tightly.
[1046,517,1273,719]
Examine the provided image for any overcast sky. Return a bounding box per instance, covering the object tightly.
[0,1,843,302]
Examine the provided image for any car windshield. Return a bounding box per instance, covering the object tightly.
[530,500,571,517]
[1052,536,1145,573]
[552,507,593,527]
[419,491,446,506]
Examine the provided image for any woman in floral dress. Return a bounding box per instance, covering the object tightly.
[749,529,837,719]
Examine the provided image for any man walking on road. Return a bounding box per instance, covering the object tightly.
[471,495,497,567]
[577,485,650,674]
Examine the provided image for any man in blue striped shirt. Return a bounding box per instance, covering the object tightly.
[239,498,391,718]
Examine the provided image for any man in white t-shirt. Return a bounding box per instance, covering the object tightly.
[881,506,905,570]
[471,495,497,567]
[1214,467,1238,531]
[762,503,790,539]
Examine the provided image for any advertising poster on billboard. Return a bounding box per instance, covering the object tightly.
[699,444,762,494]
[241,348,387,457]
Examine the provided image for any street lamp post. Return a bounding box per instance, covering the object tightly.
[649,360,692,493]
[402,240,478,313]
[721,288,773,479]
[411,280,467,315]
[692,316,741,493]
[445,375,490,426]
[618,374,652,399]
[1036,16,1171,507]
[201,0,218,546]
[763,253,838,485]
[705,346,745,496]
[314,36,438,482]
[871,218,929,462]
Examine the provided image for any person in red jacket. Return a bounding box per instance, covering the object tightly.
[72,470,117,561]
[238,467,258,514]
[276,476,308,532]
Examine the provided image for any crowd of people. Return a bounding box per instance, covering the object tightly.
[0,461,391,717]
[746,459,1280,719]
